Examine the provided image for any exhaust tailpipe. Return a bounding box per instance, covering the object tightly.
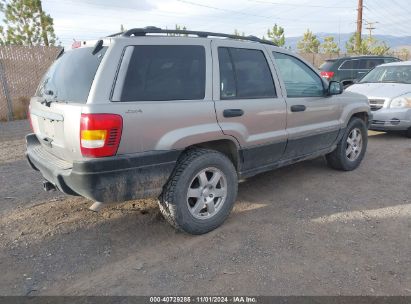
[43,180,56,192]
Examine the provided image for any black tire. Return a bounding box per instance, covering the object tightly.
[158,148,238,235]
[406,128,411,138]
[326,117,368,171]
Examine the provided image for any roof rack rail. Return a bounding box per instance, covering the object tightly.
[120,26,277,46]
[107,31,124,37]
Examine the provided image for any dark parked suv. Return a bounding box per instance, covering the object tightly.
[319,56,400,87]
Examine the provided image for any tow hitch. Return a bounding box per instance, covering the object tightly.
[43,180,56,192]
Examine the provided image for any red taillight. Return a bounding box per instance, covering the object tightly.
[72,40,81,49]
[80,114,123,158]
[320,71,335,80]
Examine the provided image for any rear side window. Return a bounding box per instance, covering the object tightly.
[114,45,205,102]
[36,47,107,103]
[339,59,359,70]
[218,47,276,99]
[359,58,384,69]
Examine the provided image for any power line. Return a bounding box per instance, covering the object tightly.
[364,0,410,36]
[176,0,342,24]
[248,0,352,9]
[390,0,411,15]
[46,0,269,36]
[45,0,410,46]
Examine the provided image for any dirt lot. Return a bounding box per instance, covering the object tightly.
[0,120,410,296]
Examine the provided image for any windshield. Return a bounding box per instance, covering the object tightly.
[36,46,107,103]
[359,65,411,84]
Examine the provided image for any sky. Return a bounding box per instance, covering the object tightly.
[31,0,411,46]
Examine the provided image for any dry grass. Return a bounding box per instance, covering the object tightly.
[12,96,29,120]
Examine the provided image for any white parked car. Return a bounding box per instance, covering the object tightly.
[346,61,411,138]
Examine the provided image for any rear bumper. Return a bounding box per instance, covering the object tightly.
[26,134,180,203]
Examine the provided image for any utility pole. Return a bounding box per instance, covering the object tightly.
[38,0,49,46]
[356,0,363,52]
[365,21,378,39]
[338,18,341,53]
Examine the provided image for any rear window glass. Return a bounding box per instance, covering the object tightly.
[36,47,107,103]
[115,45,205,102]
[319,61,335,71]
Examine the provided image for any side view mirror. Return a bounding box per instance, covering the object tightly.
[328,81,344,95]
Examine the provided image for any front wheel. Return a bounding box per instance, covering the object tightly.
[406,127,411,138]
[326,117,368,171]
[158,148,238,235]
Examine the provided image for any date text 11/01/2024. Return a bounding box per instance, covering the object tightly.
[149,296,257,303]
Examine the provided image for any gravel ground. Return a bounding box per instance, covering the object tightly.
[0,120,410,296]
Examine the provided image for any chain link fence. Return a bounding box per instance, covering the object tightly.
[0,46,409,121]
[0,46,61,121]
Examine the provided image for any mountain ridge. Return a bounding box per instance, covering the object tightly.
[285,32,411,51]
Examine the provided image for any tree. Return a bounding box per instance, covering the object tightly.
[320,36,340,55]
[234,29,245,37]
[0,0,57,46]
[346,33,370,54]
[371,40,390,55]
[345,33,358,54]
[297,29,320,53]
[399,48,410,60]
[346,33,390,55]
[266,24,285,47]
[175,24,187,32]
[167,24,188,36]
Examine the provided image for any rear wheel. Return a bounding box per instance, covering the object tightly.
[406,127,411,138]
[158,148,238,234]
[326,117,368,171]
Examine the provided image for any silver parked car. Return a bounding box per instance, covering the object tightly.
[26,27,371,234]
[346,61,411,137]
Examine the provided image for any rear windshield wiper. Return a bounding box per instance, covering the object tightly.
[40,99,53,107]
